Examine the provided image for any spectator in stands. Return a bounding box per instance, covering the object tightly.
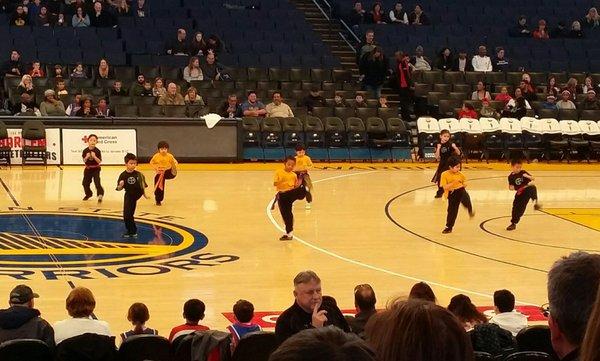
[0,285,54,347]
[270,326,376,361]
[28,0,42,21]
[360,47,388,99]
[542,95,558,110]
[557,90,577,110]
[548,252,600,360]
[472,45,493,72]
[582,76,598,94]
[242,91,267,117]
[71,6,89,27]
[184,87,205,106]
[353,93,368,108]
[29,61,45,78]
[488,289,527,336]
[366,299,473,361]
[113,0,130,17]
[582,90,600,110]
[447,294,487,331]
[408,281,437,303]
[378,95,388,108]
[511,15,531,37]
[120,303,157,342]
[266,92,294,118]
[472,81,491,101]
[393,50,414,119]
[94,58,114,82]
[168,299,209,342]
[495,86,512,104]
[53,287,111,345]
[480,100,498,118]
[227,300,261,352]
[547,76,561,98]
[458,103,478,119]
[346,284,377,337]
[349,1,366,29]
[110,80,128,96]
[152,77,166,98]
[140,80,153,96]
[409,4,429,25]
[551,21,568,38]
[368,2,386,24]
[302,86,326,113]
[54,80,67,98]
[40,89,65,116]
[52,64,65,79]
[411,45,432,71]
[357,30,377,64]
[200,53,220,81]
[56,13,67,27]
[183,57,204,83]
[504,88,531,116]
[75,97,98,117]
[133,0,147,18]
[35,5,50,26]
[493,47,509,72]
[333,93,347,107]
[189,32,207,57]
[453,50,473,72]
[570,21,585,38]
[65,93,82,115]
[275,271,349,343]
[389,2,408,24]
[12,93,40,116]
[130,74,145,96]
[158,82,185,106]
[90,1,114,27]
[581,7,600,29]
[205,35,222,54]
[166,29,189,56]
[10,4,28,26]
[519,77,536,102]
[219,94,243,118]
[3,50,24,77]
[17,75,34,96]
[70,63,87,79]
[435,47,453,71]
[96,98,110,116]
[533,19,550,39]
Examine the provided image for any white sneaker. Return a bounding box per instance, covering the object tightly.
[305,203,311,210]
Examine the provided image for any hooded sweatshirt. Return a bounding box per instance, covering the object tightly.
[489,310,528,336]
[0,306,55,348]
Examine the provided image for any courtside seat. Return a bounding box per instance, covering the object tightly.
[0,120,11,167]
[281,117,305,153]
[560,120,588,162]
[459,117,484,160]
[500,117,524,158]
[301,116,327,160]
[345,117,370,160]
[521,117,544,161]
[386,117,412,161]
[261,117,285,160]
[580,120,600,160]
[242,117,263,160]
[324,116,349,160]
[538,118,566,161]
[480,117,503,161]
[437,117,462,145]
[417,116,440,159]
[366,117,392,160]
[118,335,171,361]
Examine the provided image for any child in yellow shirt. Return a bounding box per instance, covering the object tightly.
[149,141,178,206]
[274,156,306,241]
[440,156,475,234]
[294,144,314,209]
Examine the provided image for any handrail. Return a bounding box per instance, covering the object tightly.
[311,0,360,51]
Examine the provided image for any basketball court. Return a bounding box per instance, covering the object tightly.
[0,162,598,340]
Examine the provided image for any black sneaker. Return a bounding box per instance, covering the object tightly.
[469,211,476,219]
[506,223,516,231]
[442,228,452,234]
[83,195,91,201]
[156,201,162,206]
[279,235,293,241]
[534,203,542,211]
[434,193,443,199]
[97,195,103,203]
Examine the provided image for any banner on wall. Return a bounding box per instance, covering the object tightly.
[62,129,137,165]
[0,128,61,165]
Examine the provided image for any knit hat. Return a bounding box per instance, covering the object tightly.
[44,89,55,97]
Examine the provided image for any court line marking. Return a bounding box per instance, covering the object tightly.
[0,177,20,206]
[265,170,538,305]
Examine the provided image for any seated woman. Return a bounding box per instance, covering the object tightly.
[75,97,98,117]
[546,76,560,98]
[152,77,167,98]
[435,48,453,71]
[471,81,491,101]
[70,63,87,79]
[183,57,204,83]
[16,74,34,96]
[95,98,110,117]
[184,87,205,106]
[53,287,111,345]
[29,61,45,78]
[494,86,512,104]
[532,19,550,39]
[121,303,158,342]
[368,2,386,24]
[409,4,430,25]
[40,89,66,116]
[72,6,90,27]
[94,58,114,83]
[447,294,487,331]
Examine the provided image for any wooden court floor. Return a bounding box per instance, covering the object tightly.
[0,162,598,339]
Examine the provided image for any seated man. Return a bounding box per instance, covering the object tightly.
[345,284,377,337]
[219,94,243,118]
[157,83,185,106]
[241,91,266,117]
[266,92,294,118]
[489,289,527,336]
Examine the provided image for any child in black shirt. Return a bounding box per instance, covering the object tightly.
[82,134,104,202]
[432,129,461,198]
[507,158,542,231]
[116,153,148,238]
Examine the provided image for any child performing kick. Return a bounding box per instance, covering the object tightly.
[506,158,542,231]
[82,134,104,202]
[432,129,461,198]
[440,156,475,234]
[294,144,314,210]
[274,156,306,241]
[150,141,178,206]
[116,153,148,238]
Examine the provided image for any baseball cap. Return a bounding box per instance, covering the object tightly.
[9,285,39,304]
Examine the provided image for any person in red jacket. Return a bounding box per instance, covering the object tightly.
[458,103,478,119]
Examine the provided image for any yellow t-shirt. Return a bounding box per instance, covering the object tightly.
[274,168,297,192]
[440,170,466,198]
[150,152,178,171]
[294,155,313,172]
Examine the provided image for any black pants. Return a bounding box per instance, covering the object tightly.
[82,168,104,197]
[278,186,307,233]
[154,169,176,203]
[398,87,413,119]
[511,186,538,224]
[446,188,473,229]
[123,194,140,235]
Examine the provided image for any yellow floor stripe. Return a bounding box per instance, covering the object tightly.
[543,208,600,231]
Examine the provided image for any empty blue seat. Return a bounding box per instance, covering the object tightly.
[61,50,83,64]
[105,52,127,66]
[125,41,146,54]
[102,40,124,53]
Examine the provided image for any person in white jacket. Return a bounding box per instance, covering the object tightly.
[389,3,408,24]
[489,289,528,336]
[472,45,493,72]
